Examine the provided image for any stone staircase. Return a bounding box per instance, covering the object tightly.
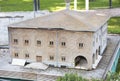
[98,36,119,69]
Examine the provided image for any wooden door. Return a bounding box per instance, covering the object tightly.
[36,56,42,62]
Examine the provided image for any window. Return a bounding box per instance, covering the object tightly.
[79,43,83,48]
[61,56,66,61]
[25,54,29,58]
[49,41,54,46]
[14,53,18,58]
[37,40,41,45]
[25,40,29,45]
[14,39,18,44]
[96,37,98,42]
[61,42,66,46]
[49,56,54,60]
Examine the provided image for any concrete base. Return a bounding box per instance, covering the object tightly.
[92,55,102,69]
[75,66,87,70]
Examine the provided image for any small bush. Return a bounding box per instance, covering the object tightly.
[106,72,120,81]
[56,73,88,81]
[56,73,120,81]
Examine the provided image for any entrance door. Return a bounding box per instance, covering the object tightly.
[36,56,42,62]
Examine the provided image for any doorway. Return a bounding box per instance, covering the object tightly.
[75,56,87,68]
[36,56,42,62]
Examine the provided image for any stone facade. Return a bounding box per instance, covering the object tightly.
[8,10,109,70]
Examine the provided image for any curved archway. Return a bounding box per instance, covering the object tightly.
[75,56,88,69]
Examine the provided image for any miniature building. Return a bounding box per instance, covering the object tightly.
[8,10,109,70]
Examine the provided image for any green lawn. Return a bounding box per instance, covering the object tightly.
[0,0,120,12]
[0,0,120,34]
[108,17,120,34]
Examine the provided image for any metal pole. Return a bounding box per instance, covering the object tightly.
[33,0,37,11]
[65,0,70,10]
[109,0,112,8]
[85,0,89,11]
[74,0,77,10]
[37,0,40,10]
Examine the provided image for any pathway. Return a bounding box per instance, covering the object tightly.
[95,8,120,17]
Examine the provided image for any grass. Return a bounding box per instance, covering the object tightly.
[0,0,120,34]
[56,73,120,81]
[0,0,120,12]
[108,17,120,34]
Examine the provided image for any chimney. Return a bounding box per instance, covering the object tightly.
[65,0,70,10]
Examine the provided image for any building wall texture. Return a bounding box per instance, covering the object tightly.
[8,22,107,70]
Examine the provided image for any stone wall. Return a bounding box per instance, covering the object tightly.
[9,28,94,69]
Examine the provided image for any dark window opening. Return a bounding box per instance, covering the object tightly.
[14,53,18,58]
[25,54,29,58]
[25,40,29,45]
[61,42,66,46]
[79,43,83,48]
[49,41,54,46]
[37,40,41,45]
[50,56,54,60]
[61,56,66,61]
[14,39,18,44]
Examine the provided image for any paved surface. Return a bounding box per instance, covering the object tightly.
[0,35,119,80]
[95,8,120,17]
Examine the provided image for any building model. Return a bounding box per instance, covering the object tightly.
[8,10,109,70]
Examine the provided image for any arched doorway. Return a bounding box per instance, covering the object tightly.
[75,56,87,68]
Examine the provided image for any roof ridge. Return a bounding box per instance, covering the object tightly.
[8,10,109,32]
[65,10,94,28]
